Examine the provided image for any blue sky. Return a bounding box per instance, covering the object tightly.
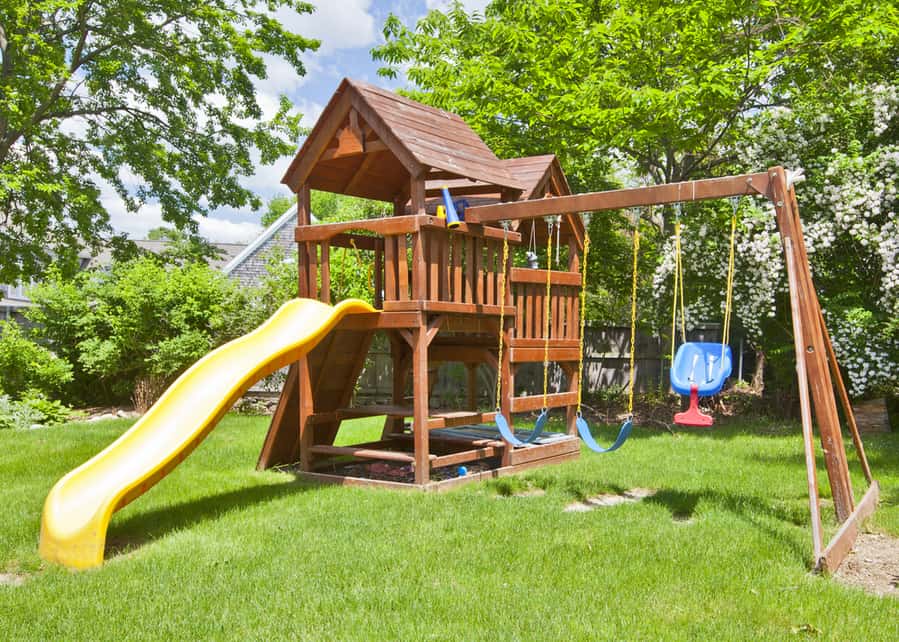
[108,0,490,243]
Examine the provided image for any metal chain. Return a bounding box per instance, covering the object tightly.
[576,233,591,414]
[494,223,510,410]
[542,218,554,409]
[627,226,640,416]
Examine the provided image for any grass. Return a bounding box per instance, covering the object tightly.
[1,413,897,640]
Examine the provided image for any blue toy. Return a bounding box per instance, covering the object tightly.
[441,186,461,228]
[670,342,732,426]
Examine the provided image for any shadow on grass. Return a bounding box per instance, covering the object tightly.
[105,476,314,560]
[645,487,810,563]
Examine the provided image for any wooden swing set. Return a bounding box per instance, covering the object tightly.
[258,80,876,572]
[465,167,879,572]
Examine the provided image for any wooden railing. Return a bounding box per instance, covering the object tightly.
[385,227,509,307]
[295,215,522,311]
[510,268,581,342]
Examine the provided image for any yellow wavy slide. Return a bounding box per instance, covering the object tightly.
[40,298,374,569]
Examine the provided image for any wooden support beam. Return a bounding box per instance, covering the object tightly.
[296,185,311,298]
[412,324,430,484]
[817,481,880,573]
[309,444,433,464]
[282,92,352,190]
[297,357,315,471]
[510,347,580,363]
[772,166,855,522]
[784,236,825,561]
[430,346,493,364]
[510,268,581,287]
[425,184,507,198]
[466,172,772,223]
[343,150,385,193]
[257,363,300,470]
[426,315,444,345]
[511,391,578,413]
[430,446,500,468]
[296,215,427,242]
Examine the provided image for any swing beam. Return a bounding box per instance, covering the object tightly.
[467,166,878,573]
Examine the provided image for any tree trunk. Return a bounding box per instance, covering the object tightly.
[751,350,766,394]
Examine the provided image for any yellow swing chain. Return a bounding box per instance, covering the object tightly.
[627,218,641,417]
[494,223,510,411]
[542,218,554,410]
[670,209,687,361]
[576,234,590,415]
[576,212,640,418]
[722,201,739,347]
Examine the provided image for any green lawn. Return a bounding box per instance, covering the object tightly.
[1,414,897,640]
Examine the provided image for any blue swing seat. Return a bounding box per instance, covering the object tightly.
[670,342,733,397]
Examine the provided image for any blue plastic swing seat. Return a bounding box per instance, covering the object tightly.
[494,408,548,447]
[670,342,733,396]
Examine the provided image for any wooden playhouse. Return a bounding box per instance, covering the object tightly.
[256,79,590,489]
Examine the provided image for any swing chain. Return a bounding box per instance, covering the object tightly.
[541,217,555,411]
[627,218,640,417]
[494,221,510,412]
[576,233,591,415]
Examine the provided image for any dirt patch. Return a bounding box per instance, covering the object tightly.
[564,488,656,513]
[833,532,899,598]
[513,488,546,498]
[0,572,26,587]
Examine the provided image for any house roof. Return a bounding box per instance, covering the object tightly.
[221,204,299,275]
[281,78,524,201]
[86,240,247,271]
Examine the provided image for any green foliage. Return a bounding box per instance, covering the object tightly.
[262,196,295,227]
[19,389,70,426]
[144,226,225,265]
[374,1,897,189]
[0,0,319,284]
[26,257,250,405]
[311,190,391,222]
[0,320,72,399]
[0,393,43,430]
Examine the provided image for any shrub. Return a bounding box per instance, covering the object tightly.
[0,321,73,399]
[20,390,72,426]
[0,394,44,430]
[27,257,252,406]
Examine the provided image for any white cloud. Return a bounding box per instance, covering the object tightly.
[101,181,262,244]
[279,1,377,54]
[196,217,262,243]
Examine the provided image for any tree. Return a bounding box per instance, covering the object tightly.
[374,1,898,190]
[145,225,224,265]
[262,195,295,227]
[0,1,319,283]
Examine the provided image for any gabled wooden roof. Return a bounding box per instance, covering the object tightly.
[503,155,572,199]
[282,78,523,200]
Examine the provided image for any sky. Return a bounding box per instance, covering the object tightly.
[108,0,491,244]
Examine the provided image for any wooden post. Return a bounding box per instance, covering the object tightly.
[297,356,315,472]
[784,237,824,560]
[374,242,383,309]
[771,166,854,522]
[410,175,427,301]
[412,322,430,485]
[297,184,311,298]
[320,242,330,303]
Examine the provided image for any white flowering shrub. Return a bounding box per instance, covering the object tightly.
[649,78,899,398]
[737,79,899,397]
